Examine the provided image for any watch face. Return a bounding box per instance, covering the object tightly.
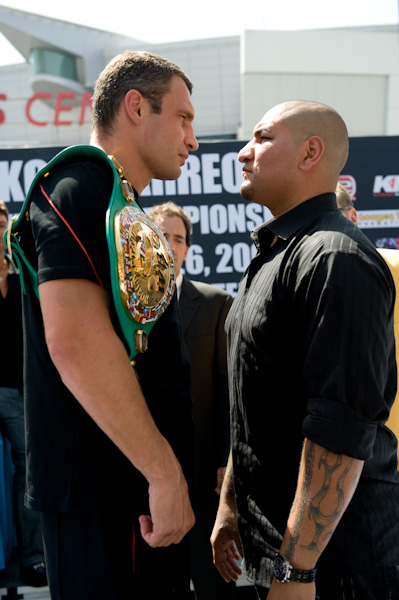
[273,554,289,582]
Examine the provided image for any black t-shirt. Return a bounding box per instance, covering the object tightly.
[228,194,399,585]
[22,154,193,512]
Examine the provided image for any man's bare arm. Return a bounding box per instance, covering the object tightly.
[211,451,243,582]
[39,278,195,547]
[266,438,363,599]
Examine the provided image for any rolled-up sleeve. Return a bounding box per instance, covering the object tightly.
[298,248,396,459]
[303,398,377,460]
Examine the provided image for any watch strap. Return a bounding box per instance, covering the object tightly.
[273,552,317,583]
[290,566,317,583]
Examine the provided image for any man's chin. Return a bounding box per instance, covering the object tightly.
[240,183,253,201]
[158,167,182,181]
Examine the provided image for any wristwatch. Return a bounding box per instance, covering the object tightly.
[273,553,317,583]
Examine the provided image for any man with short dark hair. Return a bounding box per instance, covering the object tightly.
[10,50,198,599]
[211,100,399,600]
[150,201,235,600]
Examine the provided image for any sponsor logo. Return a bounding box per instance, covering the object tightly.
[376,237,399,249]
[338,174,357,200]
[357,210,399,228]
[373,175,399,196]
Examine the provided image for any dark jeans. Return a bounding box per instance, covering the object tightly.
[0,386,44,567]
[256,566,399,599]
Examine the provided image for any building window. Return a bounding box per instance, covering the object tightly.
[30,48,78,82]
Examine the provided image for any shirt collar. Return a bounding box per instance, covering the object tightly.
[251,193,338,248]
[176,272,183,300]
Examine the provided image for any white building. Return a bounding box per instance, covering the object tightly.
[0,5,398,148]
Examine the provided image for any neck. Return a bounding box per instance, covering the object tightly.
[268,183,333,218]
[90,131,150,195]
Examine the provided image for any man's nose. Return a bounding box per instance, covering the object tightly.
[186,125,199,151]
[238,141,254,162]
[168,241,177,257]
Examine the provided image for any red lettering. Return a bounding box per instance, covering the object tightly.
[79,92,92,125]
[0,94,6,125]
[26,93,51,126]
[25,90,94,127]
[54,92,75,126]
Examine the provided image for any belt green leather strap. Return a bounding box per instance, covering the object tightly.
[5,145,176,362]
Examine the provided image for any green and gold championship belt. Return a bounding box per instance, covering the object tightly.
[106,153,175,359]
[5,145,175,362]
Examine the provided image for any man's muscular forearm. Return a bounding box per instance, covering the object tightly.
[265,440,364,598]
[281,438,363,568]
[40,278,195,547]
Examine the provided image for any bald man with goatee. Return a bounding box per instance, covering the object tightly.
[211,100,399,600]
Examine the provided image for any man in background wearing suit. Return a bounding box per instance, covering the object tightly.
[149,202,235,600]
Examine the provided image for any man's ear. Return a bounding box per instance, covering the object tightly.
[349,208,358,226]
[299,136,325,171]
[124,89,144,125]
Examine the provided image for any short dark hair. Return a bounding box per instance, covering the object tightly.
[149,201,192,246]
[0,200,8,220]
[92,50,193,134]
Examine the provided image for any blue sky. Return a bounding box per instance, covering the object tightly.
[0,0,398,65]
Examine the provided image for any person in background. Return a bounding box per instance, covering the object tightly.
[335,182,358,224]
[149,201,236,600]
[0,200,46,587]
[336,182,399,464]
[211,100,399,599]
[10,51,198,599]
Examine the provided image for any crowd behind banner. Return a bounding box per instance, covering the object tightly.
[2,137,399,297]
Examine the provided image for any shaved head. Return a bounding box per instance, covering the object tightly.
[238,99,349,215]
[266,100,349,177]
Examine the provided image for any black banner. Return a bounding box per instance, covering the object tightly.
[343,136,399,250]
[2,137,399,296]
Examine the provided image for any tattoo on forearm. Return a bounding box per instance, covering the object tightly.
[286,441,315,560]
[305,445,354,552]
[287,442,356,559]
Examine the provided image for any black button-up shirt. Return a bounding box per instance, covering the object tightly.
[227,193,399,587]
